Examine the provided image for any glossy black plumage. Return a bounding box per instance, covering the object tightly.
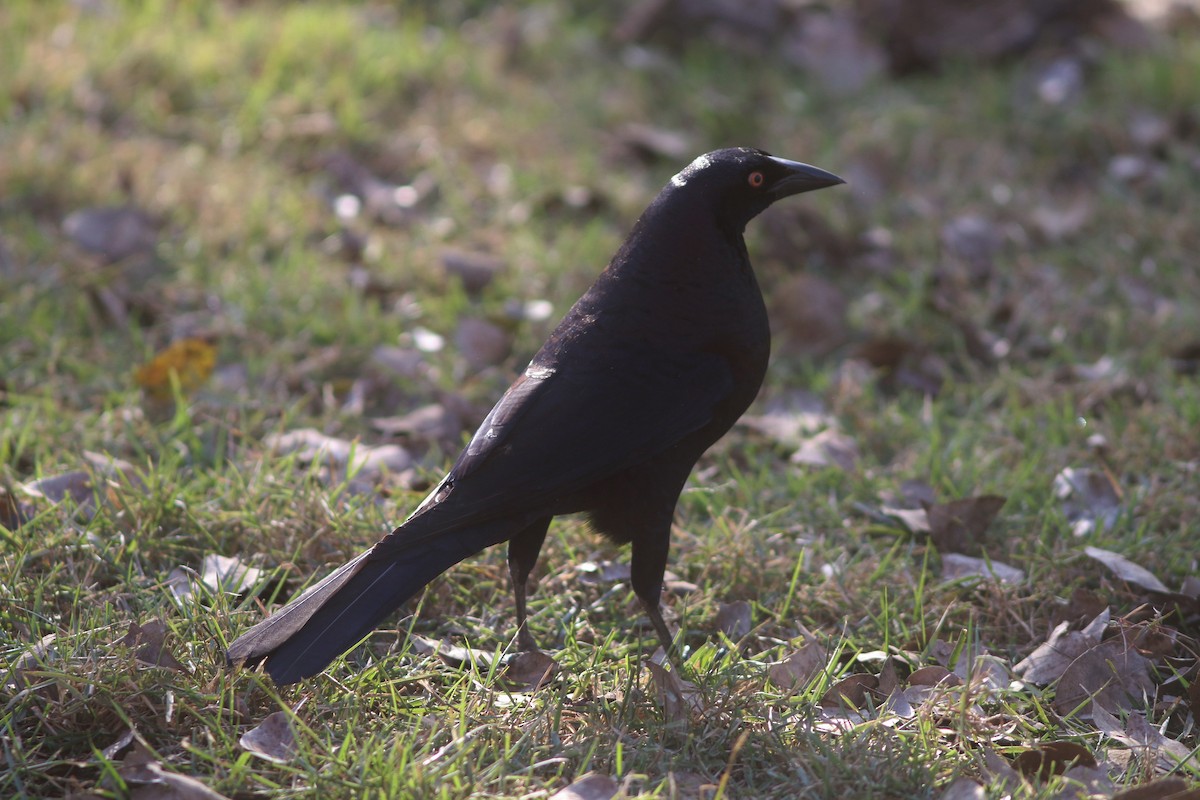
[226,148,844,684]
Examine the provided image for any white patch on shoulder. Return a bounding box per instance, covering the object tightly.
[525,363,556,379]
[671,153,713,187]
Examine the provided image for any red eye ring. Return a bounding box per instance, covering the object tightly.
[748,171,765,188]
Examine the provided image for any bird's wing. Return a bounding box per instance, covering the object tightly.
[370,342,733,557]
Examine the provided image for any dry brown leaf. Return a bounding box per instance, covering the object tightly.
[239,711,297,764]
[1,633,56,690]
[713,600,752,640]
[881,505,932,534]
[924,495,1005,555]
[1092,704,1196,774]
[1015,609,1109,685]
[121,619,188,673]
[441,249,504,295]
[502,650,559,692]
[615,122,691,163]
[63,205,158,263]
[979,748,1024,797]
[135,339,216,402]
[1054,467,1122,536]
[768,639,828,691]
[21,470,96,509]
[409,635,497,668]
[937,777,985,800]
[908,665,961,687]
[769,274,850,357]
[1053,634,1154,717]
[321,151,430,225]
[1012,741,1096,781]
[876,655,901,696]
[454,317,512,371]
[739,390,831,448]
[119,740,230,800]
[820,673,878,709]
[1030,198,1093,242]
[646,655,703,723]
[940,553,1025,584]
[575,560,631,585]
[791,427,859,471]
[371,401,468,444]
[0,485,34,531]
[548,773,619,800]
[1110,778,1196,800]
[1084,546,1171,594]
[782,8,887,95]
[265,428,413,484]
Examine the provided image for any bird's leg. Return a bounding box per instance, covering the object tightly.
[507,517,551,651]
[630,529,686,670]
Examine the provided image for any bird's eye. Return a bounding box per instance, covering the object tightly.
[748,171,765,188]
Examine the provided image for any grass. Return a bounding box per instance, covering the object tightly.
[2,2,1199,798]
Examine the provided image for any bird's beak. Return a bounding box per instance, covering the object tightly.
[766,156,845,199]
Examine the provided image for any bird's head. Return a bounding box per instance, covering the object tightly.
[666,147,844,232]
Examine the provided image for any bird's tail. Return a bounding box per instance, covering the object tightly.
[226,520,512,685]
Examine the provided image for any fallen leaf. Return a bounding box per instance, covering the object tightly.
[1015,608,1109,685]
[769,274,850,357]
[819,673,878,709]
[937,777,984,800]
[615,122,691,163]
[1084,546,1171,594]
[647,654,703,723]
[117,737,231,799]
[0,633,56,690]
[1092,705,1196,774]
[369,345,429,379]
[372,400,469,445]
[239,711,297,764]
[881,505,932,534]
[782,8,887,94]
[549,773,619,800]
[265,428,413,483]
[409,635,497,668]
[924,495,1005,555]
[768,639,828,691]
[940,553,1025,584]
[791,428,859,471]
[441,249,504,295]
[63,205,158,263]
[0,485,34,530]
[1054,467,1122,536]
[454,317,512,371]
[941,214,1003,278]
[135,338,216,402]
[575,560,631,585]
[1110,778,1194,800]
[713,600,752,640]
[120,619,187,672]
[740,390,831,448]
[1053,634,1154,717]
[1030,197,1093,242]
[908,665,960,688]
[321,151,430,225]
[1012,741,1096,781]
[21,470,96,509]
[502,650,559,692]
[102,728,137,761]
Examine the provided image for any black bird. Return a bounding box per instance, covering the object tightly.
[226,148,843,684]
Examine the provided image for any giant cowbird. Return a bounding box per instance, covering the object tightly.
[226,148,843,684]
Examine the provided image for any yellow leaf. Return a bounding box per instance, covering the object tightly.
[135,338,216,400]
